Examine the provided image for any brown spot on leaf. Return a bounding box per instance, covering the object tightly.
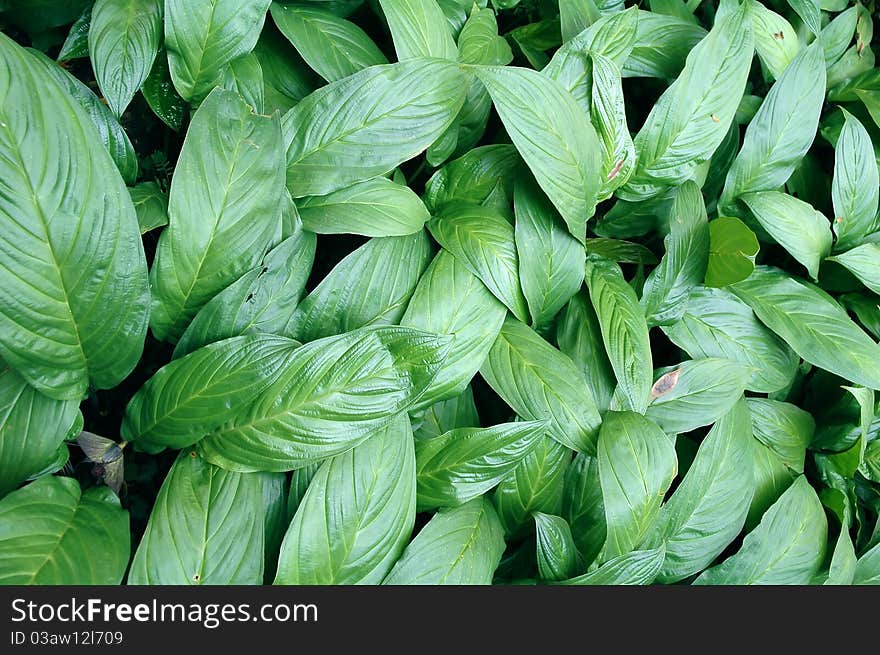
[190,450,198,458]
[772,31,784,40]
[651,368,682,399]
[607,159,626,180]
[711,114,720,123]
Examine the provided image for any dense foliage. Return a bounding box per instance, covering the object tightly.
[1,0,879,586]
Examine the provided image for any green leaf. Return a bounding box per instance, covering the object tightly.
[401,250,506,408]
[662,287,799,393]
[254,27,318,114]
[494,436,572,538]
[828,244,880,295]
[197,327,451,471]
[0,34,149,401]
[270,4,387,83]
[283,58,467,197]
[641,181,710,327]
[0,366,78,497]
[298,177,429,237]
[534,512,581,581]
[412,386,480,441]
[258,471,287,582]
[819,6,858,67]
[423,144,520,212]
[149,88,284,343]
[559,547,665,585]
[832,110,880,251]
[624,10,705,79]
[0,477,129,584]
[585,238,658,265]
[598,411,677,560]
[286,463,319,520]
[562,453,605,566]
[457,7,513,66]
[221,53,264,112]
[165,0,270,102]
[741,191,832,281]
[705,216,760,288]
[27,47,139,184]
[557,293,616,414]
[730,266,880,390]
[585,255,653,414]
[786,0,822,36]
[514,178,585,331]
[379,0,458,60]
[590,53,635,200]
[287,232,432,342]
[122,334,301,453]
[429,201,528,321]
[89,0,163,117]
[128,451,265,584]
[649,398,754,583]
[275,415,416,584]
[416,419,547,510]
[57,5,91,61]
[853,541,880,584]
[824,525,857,585]
[480,317,602,455]
[694,476,827,584]
[473,65,602,243]
[383,497,505,584]
[141,47,187,131]
[129,182,169,235]
[720,43,826,208]
[621,6,753,201]
[646,358,750,434]
[750,1,799,79]
[173,232,315,358]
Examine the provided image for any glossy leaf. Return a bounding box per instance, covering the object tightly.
[828,244,880,296]
[275,415,416,584]
[534,513,581,581]
[0,34,149,400]
[128,451,265,584]
[560,547,665,585]
[480,317,602,455]
[379,0,458,60]
[832,109,880,251]
[705,216,760,288]
[0,477,129,584]
[562,453,605,566]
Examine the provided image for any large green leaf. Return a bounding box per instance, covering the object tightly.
[122,334,301,453]
[480,317,602,455]
[591,52,635,199]
[494,436,572,538]
[401,250,506,407]
[283,58,467,197]
[513,178,585,331]
[128,451,265,584]
[598,411,677,560]
[197,327,451,471]
[287,232,432,342]
[298,177,429,236]
[559,547,665,585]
[641,181,709,327]
[585,255,653,414]
[648,399,754,583]
[379,0,458,60]
[423,144,520,212]
[646,358,750,434]
[828,244,880,295]
[720,43,826,208]
[89,0,163,117]
[0,33,149,401]
[428,201,529,321]
[623,10,705,79]
[150,88,284,343]
[0,365,78,497]
[534,513,581,581]
[382,497,505,584]
[694,476,827,585]
[165,0,270,102]
[730,266,880,390]
[173,231,316,358]
[620,5,753,201]
[705,216,760,288]
[832,110,880,251]
[412,386,480,441]
[0,477,129,584]
[853,541,880,584]
[457,7,513,66]
[271,4,387,82]
[28,47,138,184]
[662,286,799,393]
[750,1,799,79]
[473,65,602,243]
[562,453,605,566]
[274,415,416,584]
[415,420,547,510]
